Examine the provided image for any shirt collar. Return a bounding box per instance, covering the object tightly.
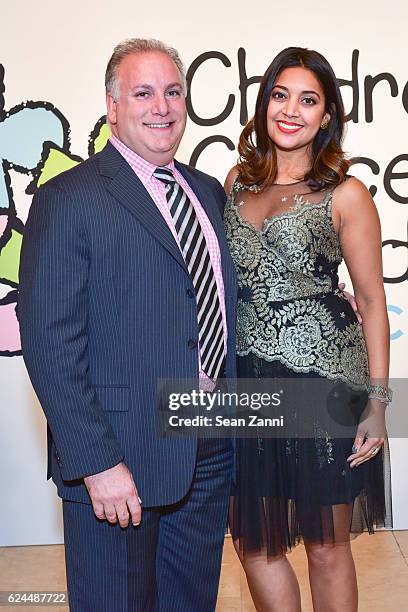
[109,135,175,182]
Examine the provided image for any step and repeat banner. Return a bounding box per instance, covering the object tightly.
[1,0,407,544]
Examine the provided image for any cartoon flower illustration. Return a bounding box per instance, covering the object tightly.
[0,64,110,356]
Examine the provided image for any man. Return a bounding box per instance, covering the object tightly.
[18,38,237,612]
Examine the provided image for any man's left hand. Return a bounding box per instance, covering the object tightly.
[338,282,362,324]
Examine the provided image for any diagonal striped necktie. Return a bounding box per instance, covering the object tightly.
[154,167,225,381]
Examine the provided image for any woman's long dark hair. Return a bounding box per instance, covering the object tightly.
[237,47,349,191]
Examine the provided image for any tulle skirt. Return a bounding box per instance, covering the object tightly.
[229,355,393,559]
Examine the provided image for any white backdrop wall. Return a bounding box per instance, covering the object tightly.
[0,0,407,546]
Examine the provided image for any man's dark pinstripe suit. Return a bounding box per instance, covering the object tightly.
[18,141,238,611]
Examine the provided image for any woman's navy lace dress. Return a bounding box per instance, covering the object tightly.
[224,178,392,557]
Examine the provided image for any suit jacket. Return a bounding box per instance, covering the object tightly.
[18,142,237,506]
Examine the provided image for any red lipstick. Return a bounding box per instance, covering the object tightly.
[276,120,303,134]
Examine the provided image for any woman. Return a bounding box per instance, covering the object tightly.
[224,47,392,612]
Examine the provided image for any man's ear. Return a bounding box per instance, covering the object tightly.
[106,93,117,125]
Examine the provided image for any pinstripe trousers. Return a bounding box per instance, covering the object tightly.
[62,438,233,612]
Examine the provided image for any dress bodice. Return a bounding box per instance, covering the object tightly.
[224,177,369,387]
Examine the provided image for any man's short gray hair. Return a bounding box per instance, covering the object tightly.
[105,38,187,100]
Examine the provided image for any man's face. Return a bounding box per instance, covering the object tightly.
[107,51,187,166]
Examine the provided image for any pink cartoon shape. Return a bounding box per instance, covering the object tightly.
[0,216,7,235]
[0,301,21,353]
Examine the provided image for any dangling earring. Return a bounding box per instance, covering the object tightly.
[320,116,330,130]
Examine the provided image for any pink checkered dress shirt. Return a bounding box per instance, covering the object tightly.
[109,135,227,383]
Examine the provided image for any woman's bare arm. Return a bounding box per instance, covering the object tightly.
[333,177,389,466]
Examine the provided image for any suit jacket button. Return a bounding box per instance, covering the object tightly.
[187,339,197,349]
[186,289,195,299]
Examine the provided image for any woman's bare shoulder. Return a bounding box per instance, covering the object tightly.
[334,175,372,205]
[224,166,240,194]
[333,175,379,230]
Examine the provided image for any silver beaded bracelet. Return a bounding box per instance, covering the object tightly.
[367,384,393,404]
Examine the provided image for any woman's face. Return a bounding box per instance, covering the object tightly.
[266,66,329,154]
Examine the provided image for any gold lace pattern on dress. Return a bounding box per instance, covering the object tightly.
[224,178,369,388]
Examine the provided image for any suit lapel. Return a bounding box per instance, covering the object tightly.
[97,144,235,297]
[98,143,187,272]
